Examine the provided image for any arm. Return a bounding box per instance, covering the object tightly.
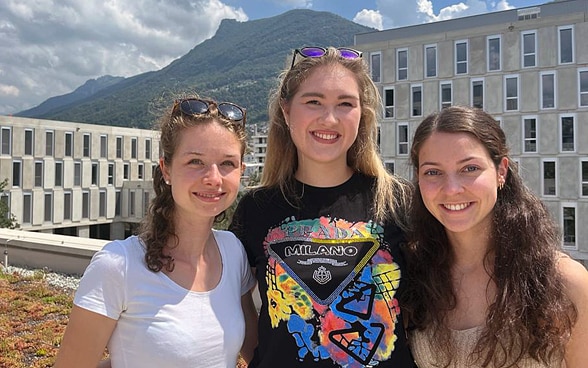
[558,257,588,367]
[54,305,117,368]
[240,280,259,364]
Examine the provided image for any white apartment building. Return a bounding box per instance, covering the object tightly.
[355,0,588,263]
[0,115,159,240]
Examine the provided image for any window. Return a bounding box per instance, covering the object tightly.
[99,191,106,218]
[558,25,574,64]
[397,48,408,81]
[471,78,484,109]
[542,159,556,196]
[130,191,136,217]
[44,193,52,222]
[425,44,437,78]
[65,132,73,157]
[397,123,409,155]
[74,162,82,186]
[455,40,468,75]
[560,114,575,152]
[370,52,381,83]
[24,129,34,156]
[64,192,72,220]
[384,87,394,118]
[91,162,99,185]
[579,68,588,107]
[581,160,588,196]
[83,133,91,157]
[504,75,519,111]
[411,84,422,117]
[1,193,10,221]
[521,31,536,68]
[561,204,576,249]
[1,127,10,155]
[116,136,123,158]
[145,139,151,160]
[45,131,54,156]
[115,190,122,216]
[100,135,107,158]
[138,163,144,180]
[82,192,90,219]
[123,163,129,180]
[144,192,150,216]
[523,116,537,153]
[385,161,395,175]
[487,35,501,72]
[540,72,556,109]
[23,193,32,224]
[131,138,138,159]
[55,162,63,187]
[440,82,452,109]
[108,163,114,185]
[34,161,43,187]
[12,161,22,187]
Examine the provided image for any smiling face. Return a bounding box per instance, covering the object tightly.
[281,63,361,175]
[417,131,508,240]
[160,121,243,223]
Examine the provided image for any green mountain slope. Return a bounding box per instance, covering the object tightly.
[20,9,373,129]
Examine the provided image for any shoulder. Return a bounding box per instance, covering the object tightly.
[556,254,588,304]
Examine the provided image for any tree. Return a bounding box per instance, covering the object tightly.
[0,179,19,229]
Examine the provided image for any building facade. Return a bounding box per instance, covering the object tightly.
[355,0,588,263]
[0,115,159,240]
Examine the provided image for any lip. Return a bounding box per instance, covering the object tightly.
[311,130,340,141]
[442,202,472,211]
[194,191,225,201]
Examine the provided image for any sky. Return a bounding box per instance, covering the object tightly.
[0,0,547,115]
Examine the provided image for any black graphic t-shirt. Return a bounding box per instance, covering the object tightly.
[230,173,414,367]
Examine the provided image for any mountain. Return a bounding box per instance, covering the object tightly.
[15,10,374,129]
[17,75,125,118]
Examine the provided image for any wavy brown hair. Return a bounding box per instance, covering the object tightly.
[262,46,411,228]
[403,106,576,367]
[139,98,247,272]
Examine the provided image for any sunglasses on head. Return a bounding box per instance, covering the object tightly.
[290,46,363,68]
[175,98,246,126]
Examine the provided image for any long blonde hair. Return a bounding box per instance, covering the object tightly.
[263,47,411,227]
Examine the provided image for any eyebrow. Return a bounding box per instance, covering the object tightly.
[299,91,360,100]
[419,156,480,168]
[182,151,239,158]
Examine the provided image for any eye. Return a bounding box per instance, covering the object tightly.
[463,165,479,173]
[305,99,321,105]
[188,158,203,165]
[422,169,440,176]
[339,101,355,107]
[221,160,238,167]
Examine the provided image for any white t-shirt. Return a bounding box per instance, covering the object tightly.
[74,230,255,368]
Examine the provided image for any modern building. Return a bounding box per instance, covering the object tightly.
[0,115,159,240]
[355,0,588,263]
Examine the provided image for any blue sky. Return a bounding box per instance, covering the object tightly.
[0,0,548,115]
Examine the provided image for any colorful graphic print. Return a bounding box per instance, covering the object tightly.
[263,216,401,367]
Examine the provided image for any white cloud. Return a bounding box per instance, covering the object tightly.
[0,0,247,114]
[0,84,19,97]
[376,0,515,28]
[353,9,383,30]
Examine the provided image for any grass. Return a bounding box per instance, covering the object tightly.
[0,268,73,368]
[0,267,248,368]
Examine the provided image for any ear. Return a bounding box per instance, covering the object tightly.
[160,157,170,183]
[497,157,508,183]
[241,162,246,175]
[280,100,290,124]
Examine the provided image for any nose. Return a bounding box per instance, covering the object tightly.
[442,174,464,195]
[203,164,222,186]
[321,107,338,125]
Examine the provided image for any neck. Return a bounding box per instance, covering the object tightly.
[448,231,492,273]
[295,162,354,187]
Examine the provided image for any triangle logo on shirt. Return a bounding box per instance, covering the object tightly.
[267,238,380,305]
